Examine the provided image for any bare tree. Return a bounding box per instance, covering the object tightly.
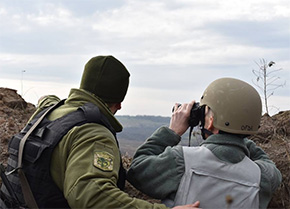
[252,58,286,115]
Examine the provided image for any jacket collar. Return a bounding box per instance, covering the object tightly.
[65,88,123,132]
[201,134,250,157]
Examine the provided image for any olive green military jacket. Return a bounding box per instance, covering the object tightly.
[127,126,282,209]
[33,89,169,209]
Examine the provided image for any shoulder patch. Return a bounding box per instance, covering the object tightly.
[94,151,114,171]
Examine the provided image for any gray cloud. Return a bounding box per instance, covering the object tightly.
[0,0,289,115]
[207,18,290,49]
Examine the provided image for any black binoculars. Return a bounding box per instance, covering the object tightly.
[172,102,203,128]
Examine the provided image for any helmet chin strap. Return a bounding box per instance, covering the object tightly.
[201,128,213,140]
[200,105,213,140]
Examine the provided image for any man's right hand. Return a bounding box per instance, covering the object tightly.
[172,201,200,209]
[169,100,195,136]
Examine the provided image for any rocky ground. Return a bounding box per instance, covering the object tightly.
[0,88,289,208]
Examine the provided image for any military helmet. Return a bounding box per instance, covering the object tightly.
[200,78,262,135]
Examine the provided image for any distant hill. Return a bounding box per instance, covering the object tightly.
[115,115,203,156]
[116,115,170,155]
[116,115,170,141]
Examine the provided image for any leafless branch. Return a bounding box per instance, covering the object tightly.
[252,59,286,115]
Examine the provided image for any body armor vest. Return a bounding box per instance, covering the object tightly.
[0,101,126,208]
[163,146,261,209]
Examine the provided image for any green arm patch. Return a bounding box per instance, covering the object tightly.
[94,151,114,171]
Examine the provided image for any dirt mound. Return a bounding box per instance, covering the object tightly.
[250,111,290,208]
[0,88,35,166]
[0,88,289,208]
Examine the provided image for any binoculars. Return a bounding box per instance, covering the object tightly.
[173,102,203,128]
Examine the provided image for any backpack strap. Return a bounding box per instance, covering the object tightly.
[79,103,116,136]
[17,100,65,209]
[0,163,22,208]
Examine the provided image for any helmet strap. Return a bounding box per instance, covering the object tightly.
[201,127,213,139]
[200,105,213,139]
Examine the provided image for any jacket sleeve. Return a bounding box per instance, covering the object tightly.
[127,126,185,199]
[54,123,169,209]
[244,138,282,208]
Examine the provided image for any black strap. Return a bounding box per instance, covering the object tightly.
[0,163,21,205]
[1,190,21,208]
[200,105,213,140]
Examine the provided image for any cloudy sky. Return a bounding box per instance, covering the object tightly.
[0,0,289,116]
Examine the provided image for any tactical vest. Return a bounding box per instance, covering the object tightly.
[0,101,126,208]
[163,146,261,209]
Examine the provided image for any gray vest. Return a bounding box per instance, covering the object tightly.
[164,146,261,209]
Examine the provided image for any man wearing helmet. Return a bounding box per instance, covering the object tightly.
[127,77,282,209]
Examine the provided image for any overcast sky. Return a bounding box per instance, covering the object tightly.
[0,0,289,116]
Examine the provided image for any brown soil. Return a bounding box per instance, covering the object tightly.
[250,111,290,208]
[0,88,289,208]
[0,88,36,166]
